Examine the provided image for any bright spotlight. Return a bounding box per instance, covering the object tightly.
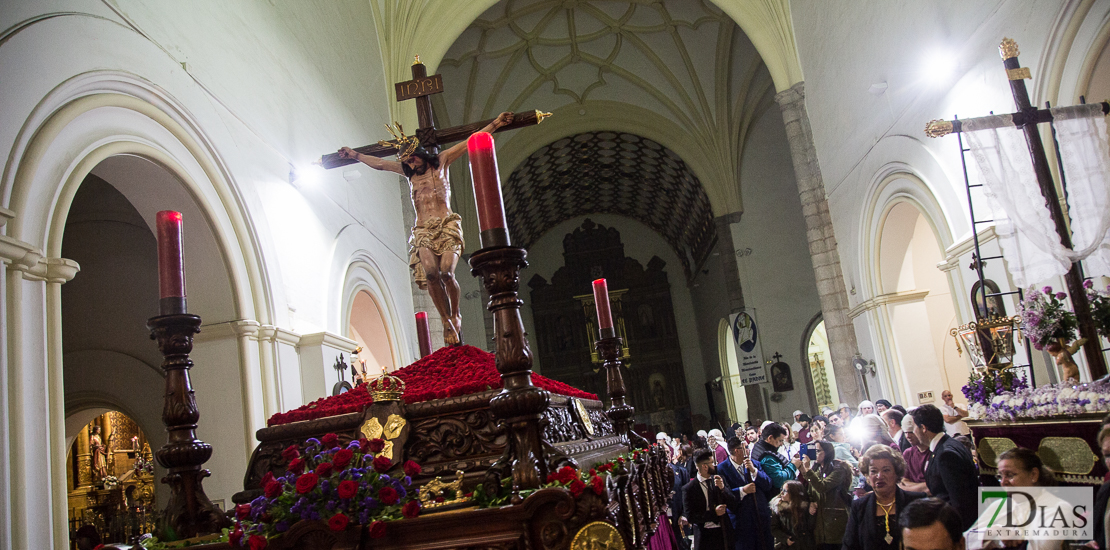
[291,163,326,186]
[922,49,958,86]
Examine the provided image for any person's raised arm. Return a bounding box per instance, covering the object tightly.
[338,147,404,175]
[439,112,514,168]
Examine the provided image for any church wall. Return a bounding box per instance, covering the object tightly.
[729,105,824,423]
[520,214,711,422]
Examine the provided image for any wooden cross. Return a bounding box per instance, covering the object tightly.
[318,56,551,169]
[925,38,1109,379]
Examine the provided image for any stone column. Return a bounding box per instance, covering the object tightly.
[774,82,863,406]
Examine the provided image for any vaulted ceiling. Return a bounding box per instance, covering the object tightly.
[432,0,777,275]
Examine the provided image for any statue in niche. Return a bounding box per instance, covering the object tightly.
[89,425,109,480]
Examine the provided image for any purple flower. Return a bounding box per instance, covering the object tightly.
[1043,286,1053,294]
[1084,279,1094,289]
[1056,292,1067,300]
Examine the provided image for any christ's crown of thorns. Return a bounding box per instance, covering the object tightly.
[378,123,420,161]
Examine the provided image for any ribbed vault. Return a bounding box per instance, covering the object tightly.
[505,131,715,279]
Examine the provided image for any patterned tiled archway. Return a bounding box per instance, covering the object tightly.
[504,130,715,279]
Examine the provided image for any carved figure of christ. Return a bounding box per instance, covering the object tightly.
[337,111,513,346]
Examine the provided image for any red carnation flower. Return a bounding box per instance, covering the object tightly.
[236,503,251,520]
[321,433,339,448]
[248,534,268,550]
[281,444,299,462]
[372,455,392,473]
[315,462,334,477]
[333,448,354,469]
[261,471,275,487]
[358,437,370,452]
[401,500,421,518]
[402,460,422,477]
[378,486,400,505]
[295,472,319,494]
[588,468,596,477]
[368,438,386,453]
[591,476,604,495]
[287,457,305,474]
[368,520,386,538]
[337,479,358,499]
[264,480,282,498]
[229,527,243,547]
[569,479,587,497]
[328,513,350,531]
[555,466,578,484]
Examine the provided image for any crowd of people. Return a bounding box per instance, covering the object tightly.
[652,394,1110,550]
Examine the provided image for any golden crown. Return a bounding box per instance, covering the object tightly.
[377,123,421,162]
[362,366,406,402]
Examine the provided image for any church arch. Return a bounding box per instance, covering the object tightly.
[340,251,408,371]
[717,318,750,424]
[2,71,273,543]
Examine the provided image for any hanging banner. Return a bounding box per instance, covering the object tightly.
[730,309,767,385]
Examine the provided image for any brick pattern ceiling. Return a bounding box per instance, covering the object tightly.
[505,131,715,278]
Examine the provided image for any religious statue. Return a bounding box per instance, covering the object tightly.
[338,111,514,345]
[89,425,109,480]
[1046,336,1085,384]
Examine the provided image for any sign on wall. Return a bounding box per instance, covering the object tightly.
[730,309,767,385]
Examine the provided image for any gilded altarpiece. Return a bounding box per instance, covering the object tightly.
[529,219,691,435]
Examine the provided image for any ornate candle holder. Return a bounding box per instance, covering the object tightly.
[147,313,230,539]
[596,335,650,450]
[469,246,550,501]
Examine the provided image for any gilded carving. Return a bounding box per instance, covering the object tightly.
[570,521,624,550]
[1038,437,1099,475]
[999,38,1019,60]
[976,437,1016,469]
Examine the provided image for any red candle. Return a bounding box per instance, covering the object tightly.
[593,279,614,335]
[156,210,187,315]
[415,311,432,357]
[467,132,510,247]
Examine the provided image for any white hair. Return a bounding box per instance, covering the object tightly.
[857,400,875,411]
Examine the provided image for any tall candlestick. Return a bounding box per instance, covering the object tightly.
[156,210,187,315]
[415,311,432,358]
[593,279,615,338]
[467,132,510,248]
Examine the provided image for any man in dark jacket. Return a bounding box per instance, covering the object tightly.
[911,404,978,531]
[717,436,773,550]
[750,423,800,493]
[671,457,692,549]
[683,449,737,550]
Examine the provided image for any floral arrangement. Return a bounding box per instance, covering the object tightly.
[1083,279,1110,339]
[966,378,1110,422]
[230,433,423,548]
[1019,286,1078,350]
[102,475,119,490]
[472,448,649,508]
[269,345,598,426]
[961,368,1029,408]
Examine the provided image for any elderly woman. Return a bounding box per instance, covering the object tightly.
[843,445,926,550]
[967,448,1062,550]
[800,440,853,550]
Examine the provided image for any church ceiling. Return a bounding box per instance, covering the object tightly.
[504,131,715,280]
[435,0,778,219]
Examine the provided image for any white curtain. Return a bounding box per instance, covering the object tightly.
[962,106,1110,287]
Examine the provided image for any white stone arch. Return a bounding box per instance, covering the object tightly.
[1033,0,1110,107]
[1,71,273,546]
[857,167,966,405]
[336,248,412,371]
[716,318,749,423]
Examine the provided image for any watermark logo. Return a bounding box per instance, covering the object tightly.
[971,487,1092,541]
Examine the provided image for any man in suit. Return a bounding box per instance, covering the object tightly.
[717,436,773,550]
[882,408,911,451]
[682,449,737,550]
[911,404,978,531]
[670,453,693,549]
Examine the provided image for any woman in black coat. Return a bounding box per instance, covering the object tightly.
[843,445,926,550]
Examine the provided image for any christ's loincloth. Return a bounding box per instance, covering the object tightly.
[408,213,464,289]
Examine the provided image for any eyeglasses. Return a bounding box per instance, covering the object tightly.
[995,471,1019,482]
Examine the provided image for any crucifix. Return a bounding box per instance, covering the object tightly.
[925,38,1109,380]
[322,56,550,347]
[772,352,783,362]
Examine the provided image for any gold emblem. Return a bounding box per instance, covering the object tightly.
[359,414,407,460]
[570,521,624,550]
[924,119,954,138]
[418,471,472,509]
[999,38,1019,60]
[573,398,595,436]
[1006,67,1032,81]
[1039,437,1099,475]
[977,437,1016,468]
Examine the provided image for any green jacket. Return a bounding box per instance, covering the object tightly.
[804,460,853,545]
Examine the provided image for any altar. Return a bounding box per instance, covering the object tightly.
[970,414,1107,486]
